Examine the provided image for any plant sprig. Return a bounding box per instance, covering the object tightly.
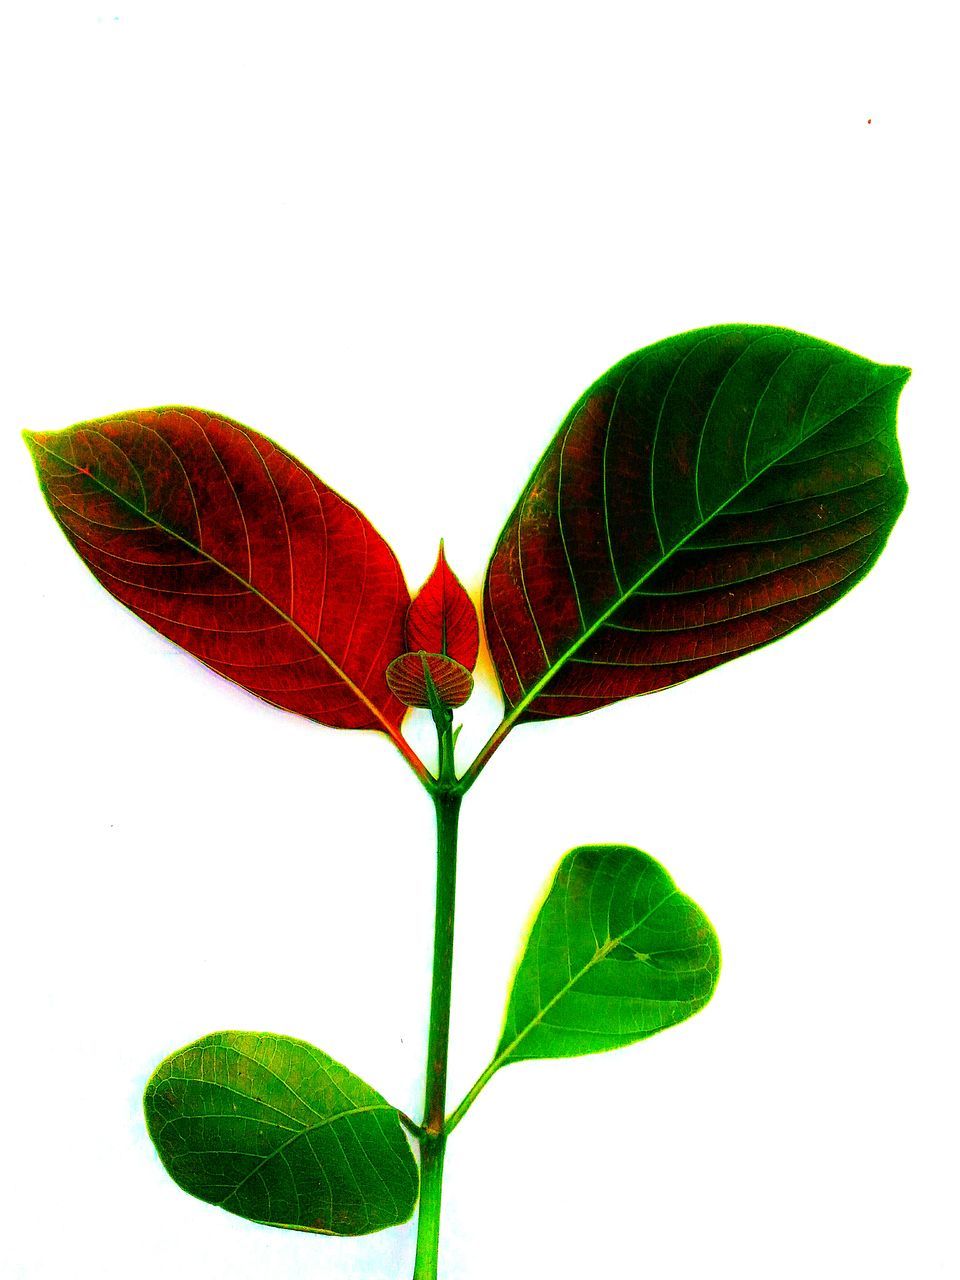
[24,324,908,1278]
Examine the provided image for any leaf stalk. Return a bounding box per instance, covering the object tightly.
[443,1065,494,1137]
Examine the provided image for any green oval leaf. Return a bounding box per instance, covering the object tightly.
[497,845,719,1065]
[143,1031,418,1235]
[483,325,909,721]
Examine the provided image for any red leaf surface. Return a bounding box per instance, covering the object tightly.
[386,651,474,709]
[25,407,414,740]
[483,326,908,724]
[406,543,479,670]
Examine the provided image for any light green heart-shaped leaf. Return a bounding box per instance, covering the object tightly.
[498,845,719,1065]
[143,1031,418,1235]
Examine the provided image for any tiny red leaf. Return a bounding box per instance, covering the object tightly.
[407,543,479,670]
[386,652,474,709]
[25,408,411,735]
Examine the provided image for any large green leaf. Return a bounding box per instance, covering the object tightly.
[143,1031,418,1235]
[497,845,719,1065]
[483,326,909,721]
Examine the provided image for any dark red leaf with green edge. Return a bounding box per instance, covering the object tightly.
[24,407,416,745]
[483,325,909,723]
[386,651,474,708]
[407,542,479,669]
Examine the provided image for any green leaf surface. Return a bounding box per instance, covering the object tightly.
[497,845,719,1065]
[143,1031,419,1235]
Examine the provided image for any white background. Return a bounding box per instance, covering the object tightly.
[2,3,956,1278]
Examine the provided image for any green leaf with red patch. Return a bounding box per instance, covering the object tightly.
[483,324,909,722]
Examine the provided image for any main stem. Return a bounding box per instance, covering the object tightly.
[413,713,462,1280]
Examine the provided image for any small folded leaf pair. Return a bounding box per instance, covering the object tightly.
[144,843,719,1234]
[386,545,478,709]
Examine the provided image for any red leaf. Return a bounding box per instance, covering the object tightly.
[386,652,474,709]
[406,543,479,669]
[25,408,412,737]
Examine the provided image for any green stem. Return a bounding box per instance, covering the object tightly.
[413,710,461,1280]
[413,1131,447,1280]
